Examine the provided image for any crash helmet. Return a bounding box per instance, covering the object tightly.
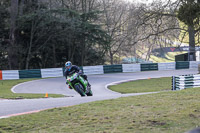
[65,61,72,70]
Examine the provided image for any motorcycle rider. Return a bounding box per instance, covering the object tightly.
[64,61,91,89]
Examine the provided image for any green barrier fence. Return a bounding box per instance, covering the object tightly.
[172,74,200,90]
[141,63,158,71]
[19,69,41,79]
[176,61,189,69]
[103,65,122,73]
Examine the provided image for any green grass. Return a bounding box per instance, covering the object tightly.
[109,77,171,93]
[0,79,64,99]
[0,88,200,133]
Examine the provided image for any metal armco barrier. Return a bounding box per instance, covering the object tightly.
[172,74,200,90]
[41,68,63,78]
[176,61,189,69]
[1,61,200,80]
[122,64,140,72]
[19,69,41,79]
[158,62,175,71]
[83,65,104,75]
[103,65,122,73]
[141,63,158,71]
[2,70,19,80]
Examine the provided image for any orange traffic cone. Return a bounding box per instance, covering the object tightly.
[45,93,48,98]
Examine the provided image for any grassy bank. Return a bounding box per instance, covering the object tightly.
[0,88,200,133]
[0,79,64,99]
[109,77,171,93]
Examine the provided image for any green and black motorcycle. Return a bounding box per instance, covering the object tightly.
[66,73,93,97]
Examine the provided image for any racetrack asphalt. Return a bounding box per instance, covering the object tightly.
[0,69,198,118]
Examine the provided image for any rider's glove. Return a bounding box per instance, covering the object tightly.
[66,82,68,85]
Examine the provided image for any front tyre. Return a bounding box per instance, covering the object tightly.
[74,84,86,97]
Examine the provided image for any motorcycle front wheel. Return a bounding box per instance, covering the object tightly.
[74,84,86,97]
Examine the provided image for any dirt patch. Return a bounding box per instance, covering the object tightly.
[189,114,198,118]
[147,120,166,126]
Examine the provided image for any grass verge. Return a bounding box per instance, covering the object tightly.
[109,77,171,93]
[0,88,200,133]
[0,79,64,99]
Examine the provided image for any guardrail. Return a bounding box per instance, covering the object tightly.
[1,70,19,80]
[122,64,140,72]
[172,74,200,90]
[83,65,104,75]
[19,69,41,79]
[41,68,63,78]
[103,65,122,73]
[1,61,200,80]
[141,63,158,71]
[176,61,189,69]
[158,62,175,71]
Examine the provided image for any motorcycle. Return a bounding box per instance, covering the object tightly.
[66,73,93,97]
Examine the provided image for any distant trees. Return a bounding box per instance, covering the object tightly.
[1,0,199,70]
[177,0,200,60]
[0,0,10,70]
[0,0,110,70]
[135,0,200,61]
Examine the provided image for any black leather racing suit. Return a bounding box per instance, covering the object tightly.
[64,65,82,78]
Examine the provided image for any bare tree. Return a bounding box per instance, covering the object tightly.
[133,0,200,61]
[123,0,181,62]
[100,0,133,64]
[8,0,19,69]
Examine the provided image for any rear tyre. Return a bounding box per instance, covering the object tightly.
[74,84,86,97]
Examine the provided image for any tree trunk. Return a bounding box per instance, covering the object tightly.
[8,0,19,69]
[52,43,57,68]
[19,0,25,16]
[25,22,34,69]
[70,39,76,63]
[188,25,196,61]
[109,50,113,65]
[81,39,86,66]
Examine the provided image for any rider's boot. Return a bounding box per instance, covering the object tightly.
[88,82,91,87]
[87,83,91,91]
[68,85,73,89]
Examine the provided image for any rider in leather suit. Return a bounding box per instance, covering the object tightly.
[64,61,91,89]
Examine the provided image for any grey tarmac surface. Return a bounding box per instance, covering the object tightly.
[0,69,198,118]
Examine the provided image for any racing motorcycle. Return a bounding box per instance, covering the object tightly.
[66,73,93,97]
